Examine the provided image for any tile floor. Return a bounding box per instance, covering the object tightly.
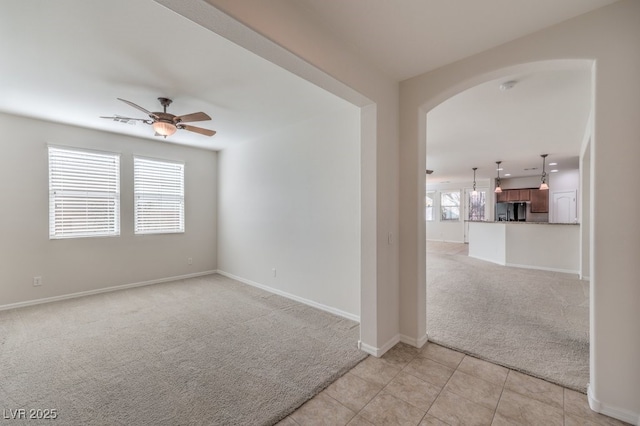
[279,342,629,426]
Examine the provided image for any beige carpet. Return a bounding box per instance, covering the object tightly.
[0,274,365,425]
[427,242,589,391]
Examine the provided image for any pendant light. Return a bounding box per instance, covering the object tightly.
[472,167,478,195]
[494,161,503,193]
[539,154,549,190]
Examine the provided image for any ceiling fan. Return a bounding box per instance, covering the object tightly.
[101,97,216,137]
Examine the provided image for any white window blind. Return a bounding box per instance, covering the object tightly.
[49,146,120,239]
[134,157,184,234]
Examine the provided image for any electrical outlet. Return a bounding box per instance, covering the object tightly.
[187,257,193,265]
[33,276,42,286]
[272,268,277,277]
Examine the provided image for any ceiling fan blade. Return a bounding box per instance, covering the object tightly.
[180,124,216,137]
[100,115,148,121]
[100,115,152,126]
[174,112,211,123]
[117,98,158,119]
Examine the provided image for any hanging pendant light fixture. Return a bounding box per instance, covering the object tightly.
[494,161,503,193]
[539,154,549,190]
[472,167,478,195]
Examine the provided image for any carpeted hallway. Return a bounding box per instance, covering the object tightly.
[426,241,589,391]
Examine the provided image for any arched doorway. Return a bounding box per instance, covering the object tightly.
[416,60,594,390]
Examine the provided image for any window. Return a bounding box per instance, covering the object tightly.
[440,191,460,221]
[425,191,435,221]
[468,190,486,221]
[134,157,184,234]
[49,146,120,239]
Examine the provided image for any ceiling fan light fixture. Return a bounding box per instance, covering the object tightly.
[472,167,478,195]
[539,154,549,190]
[103,98,215,138]
[153,120,177,136]
[494,161,503,193]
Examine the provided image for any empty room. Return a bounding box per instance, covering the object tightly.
[1,0,639,425]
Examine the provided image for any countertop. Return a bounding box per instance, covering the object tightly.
[465,220,580,225]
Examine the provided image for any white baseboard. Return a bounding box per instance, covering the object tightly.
[360,333,429,357]
[426,238,465,244]
[505,262,579,275]
[359,341,378,356]
[215,270,360,323]
[468,254,506,266]
[0,270,218,312]
[588,384,640,425]
[400,333,428,349]
[360,334,401,357]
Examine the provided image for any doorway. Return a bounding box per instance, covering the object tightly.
[424,63,592,391]
[552,190,577,223]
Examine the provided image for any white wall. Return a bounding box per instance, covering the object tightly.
[400,1,640,421]
[468,222,579,273]
[468,222,506,265]
[580,140,591,280]
[500,176,540,189]
[217,107,361,318]
[159,0,401,353]
[505,224,580,274]
[0,113,217,307]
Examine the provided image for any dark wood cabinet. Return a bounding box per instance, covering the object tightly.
[497,190,508,202]
[507,190,520,201]
[519,189,530,201]
[530,189,549,213]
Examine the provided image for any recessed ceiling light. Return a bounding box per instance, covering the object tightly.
[549,162,558,166]
[496,168,504,171]
[504,173,511,177]
[550,169,559,173]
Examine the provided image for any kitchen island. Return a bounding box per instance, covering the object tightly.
[467,221,580,274]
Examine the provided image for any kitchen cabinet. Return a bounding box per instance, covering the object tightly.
[498,189,530,202]
[530,189,549,213]
[507,190,521,201]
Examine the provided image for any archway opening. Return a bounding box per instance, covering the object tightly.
[422,60,594,391]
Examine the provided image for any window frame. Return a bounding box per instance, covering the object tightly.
[468,189,487,221]
[425,190,436,221]
[440,190,461,222]
[48,145,121,239]
[133,156,185,235]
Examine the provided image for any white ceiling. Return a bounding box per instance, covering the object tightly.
[0,0,351,151]
[291,0,618,81]
[427,67,592,183]
[0,0,612,181]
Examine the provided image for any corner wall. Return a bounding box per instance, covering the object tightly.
[0,113,217,307]
[217,107,361,318]
[158,0,401,353]
[400,1,640,421]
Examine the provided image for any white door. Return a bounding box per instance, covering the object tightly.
[552,190,577,223]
